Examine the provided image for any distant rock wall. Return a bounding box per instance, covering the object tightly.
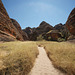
[23,21,54,41]
[0,0,74,41]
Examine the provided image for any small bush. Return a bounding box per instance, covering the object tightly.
[48,36,51,41]
[57,38,65,42]
[37,35,44,41]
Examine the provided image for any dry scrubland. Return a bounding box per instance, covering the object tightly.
[0,41,39,75]
[37,41,75,75]
[0,41,75,75]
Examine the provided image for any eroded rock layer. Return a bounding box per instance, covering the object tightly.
[0,0,25,41]
[66,8,75,35]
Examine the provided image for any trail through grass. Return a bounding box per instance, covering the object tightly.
[29,46,65,75]
[0,41,75,75]
[0,41,39,75]
[37,41,75,75]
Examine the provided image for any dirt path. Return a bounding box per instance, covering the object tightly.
[29,47,65,75]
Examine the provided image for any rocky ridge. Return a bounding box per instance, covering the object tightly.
[11,19,28,40]
[0,0,75,41]
[0,0,28,41]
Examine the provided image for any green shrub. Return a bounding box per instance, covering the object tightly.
[48,36,51,41]
[37,35,44,41]
[57,38,65,42]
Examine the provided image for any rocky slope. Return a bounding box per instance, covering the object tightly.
[66,8,75,35]
[23,27,37,41]
[0,0,74,41]
[23,22,68,41]
[23,21,54,41]
[66,8,75,40]
[36,21,54,35]
[54,23,70,40]
[0,0,28,41]
[11,19,28,40]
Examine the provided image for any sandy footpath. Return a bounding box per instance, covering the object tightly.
[29,47,65,75]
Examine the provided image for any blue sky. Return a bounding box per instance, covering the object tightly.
[2,0,75,29]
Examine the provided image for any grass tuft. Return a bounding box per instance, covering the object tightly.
[0,41,39,75]
[37,41,75,75]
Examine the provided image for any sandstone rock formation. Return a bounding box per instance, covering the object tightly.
[66,8,75,35]
[23,27,37,41]
[46,30,62,41]
[54,23,65,31]
[11,19,28,40]
[0,30,16,41]
[36,21,54,35]
[54,23,70,40]
[23,27,33,36]
[23,21,54,41]
[0,0,27,41]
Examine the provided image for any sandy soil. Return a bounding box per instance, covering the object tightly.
[29,47,65,75]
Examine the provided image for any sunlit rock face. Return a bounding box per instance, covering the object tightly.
[66,8,75,35]
[11,19,29,40]
[0,0,25,41]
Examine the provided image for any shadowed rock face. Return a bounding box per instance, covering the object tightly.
[46,30,62,41]
[23,21,54,41]
[66,8,75,35]
[54,23,66,31]
[23,27,33,36]
[36,21,54,35]
[54,23,70,40]
[0,0,24,41]
[23,27,37,41]
[11,19,28,40]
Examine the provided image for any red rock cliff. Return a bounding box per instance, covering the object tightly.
[0,0,24,41]
[66,8,75,35]
[11,19,28,40]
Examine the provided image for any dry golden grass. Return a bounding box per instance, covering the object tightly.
[37,41,75,75]
[0,41,39,75]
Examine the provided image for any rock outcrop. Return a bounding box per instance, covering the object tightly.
[66,8,75,35]
[36,21,54,35]
[11,19,28,40]
[23,27,33,36]
[54,23,65,31]
[45,30,62,41]
[0,0,28,41]
[23,21,54,41]
[23,27,37,41]
[54,23,70,40]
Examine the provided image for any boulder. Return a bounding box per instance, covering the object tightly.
[46,30,62,41]
[54,23,70,40]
